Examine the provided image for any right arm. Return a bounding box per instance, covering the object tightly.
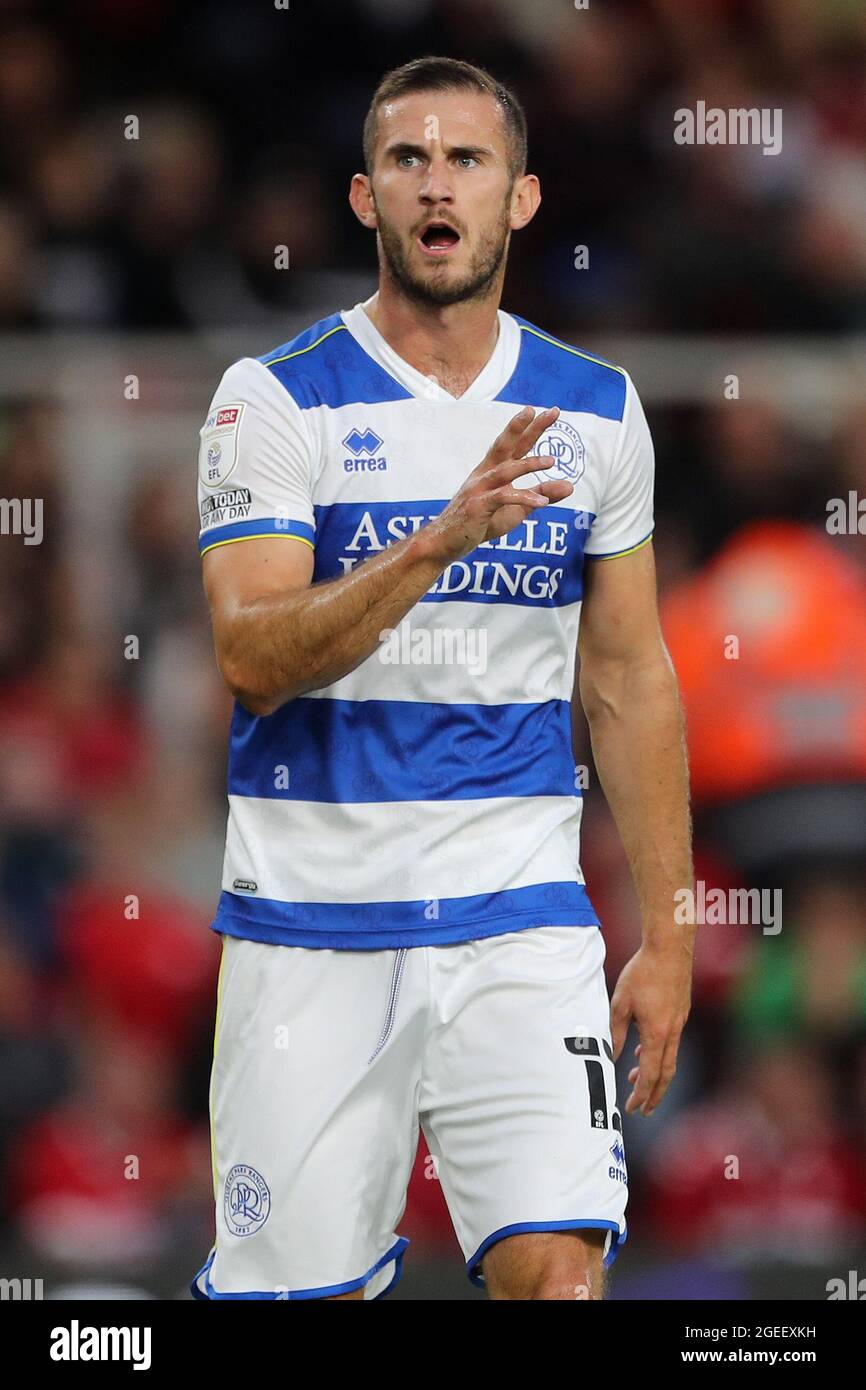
[205,404,572,716]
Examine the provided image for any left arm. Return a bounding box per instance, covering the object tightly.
[577,539,695,1117]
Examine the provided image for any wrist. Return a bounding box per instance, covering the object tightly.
[641,919,698,953]
[409,516,463,570]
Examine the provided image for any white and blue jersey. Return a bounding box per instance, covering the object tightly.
[197,302,654,950]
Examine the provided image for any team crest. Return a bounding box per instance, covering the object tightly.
[224,1163,271,1236]
[528,419,585,482]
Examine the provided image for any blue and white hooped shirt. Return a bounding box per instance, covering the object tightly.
[197,301,654,949]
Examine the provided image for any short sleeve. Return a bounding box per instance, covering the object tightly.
[197,357,316,557]
[583,370,654,559]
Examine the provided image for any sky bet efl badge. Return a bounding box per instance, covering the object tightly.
[199,402,246,488]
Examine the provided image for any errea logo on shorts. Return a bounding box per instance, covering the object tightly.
[199,402,246,488]
[224,1164,271,1236]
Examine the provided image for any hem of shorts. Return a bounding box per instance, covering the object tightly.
[210,908,601,950]
[190,1236,409,1300]
[466,1219,627,1287]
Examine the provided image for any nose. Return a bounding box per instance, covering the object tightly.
[418,154,454,206]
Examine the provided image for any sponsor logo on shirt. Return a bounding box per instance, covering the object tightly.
[321,506,591,604]
[342,425,387,471]
[199,401,246,487]
[200,488,252,529]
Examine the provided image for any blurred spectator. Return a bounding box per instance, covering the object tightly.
[7,1022,211,1268]
[0,2,863,333]
[56,880,218,1051]
[733,871,866,1045]
[662,521,866,818]
[644,1040,866,1262]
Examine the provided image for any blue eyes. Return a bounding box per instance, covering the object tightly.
[397,155,478,169]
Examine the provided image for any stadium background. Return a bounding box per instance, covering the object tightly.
[0,0,865,1300]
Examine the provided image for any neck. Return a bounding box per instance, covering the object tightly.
[362,272,502,390]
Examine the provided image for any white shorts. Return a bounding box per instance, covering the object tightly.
[191,924,628,1299]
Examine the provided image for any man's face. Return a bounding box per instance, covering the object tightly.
[367,89,517,307]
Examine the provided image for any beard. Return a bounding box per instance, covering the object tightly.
[375,198,511,308]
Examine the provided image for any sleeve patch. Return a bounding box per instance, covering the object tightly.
[200,487,253,530]
[199,402,246,488]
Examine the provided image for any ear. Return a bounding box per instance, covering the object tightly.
[509,173,541,232]
[349,172,378,229]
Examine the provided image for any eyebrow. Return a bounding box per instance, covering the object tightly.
[383,140,495,162]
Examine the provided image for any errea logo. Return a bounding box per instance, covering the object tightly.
[342,426,387,472]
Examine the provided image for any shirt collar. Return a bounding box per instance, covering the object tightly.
[340,300,520,403]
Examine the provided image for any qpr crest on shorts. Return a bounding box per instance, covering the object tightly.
[224,1163,271,1236]
[528,419,586,482]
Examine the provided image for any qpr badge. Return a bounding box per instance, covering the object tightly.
[224,1163,271,1236]
[528,418,585,483]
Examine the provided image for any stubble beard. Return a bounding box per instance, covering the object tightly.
[376,199,512,308]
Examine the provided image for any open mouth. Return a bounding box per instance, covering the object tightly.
[418,221,461,256]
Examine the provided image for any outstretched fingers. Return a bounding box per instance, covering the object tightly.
[487,483,552,511]
[486,405,559,469]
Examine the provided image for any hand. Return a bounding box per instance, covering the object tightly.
[425,405,574,565]
[610,938,694,1117]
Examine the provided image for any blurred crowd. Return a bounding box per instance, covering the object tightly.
[1,0,866,335]
[0,0,865,1298]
